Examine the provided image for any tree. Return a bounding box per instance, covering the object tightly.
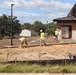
[12,16,21,36]
[21,23,31,30]
[31,21,46,34]
[0,14,21,37]
[0,14,9,37]
[46,22,56,35]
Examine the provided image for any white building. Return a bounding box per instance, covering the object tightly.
[19,29,38,37]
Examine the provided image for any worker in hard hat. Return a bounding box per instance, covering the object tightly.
[19,37,28,48]
[40,29,46,46]
[54,28,59,43]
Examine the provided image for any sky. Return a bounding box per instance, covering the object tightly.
[0,0,76,24]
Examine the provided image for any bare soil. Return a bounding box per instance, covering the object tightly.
[0,44,76,61]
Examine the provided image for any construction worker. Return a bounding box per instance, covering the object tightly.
[58,29,62,42]
[40,29,46,46]
[54,28,59,43]
[19,37,28,48]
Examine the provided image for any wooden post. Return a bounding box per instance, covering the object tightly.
[39,50,41,60]
[6,50,9,62]
[40,39,42,46]
[15,57,17,64]
[39,50,41,65]
[64,55,66,66]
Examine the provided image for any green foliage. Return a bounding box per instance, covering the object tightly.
[0,14,21,37]
[0,63,76,73]
[21,20,47,35]
[12,16,21,36]
[0,14,56,37]
[46,22,56,35]
[21,23,31,30]
[31,21,46,34]
[0,34,2,40]
[21,21,56,35]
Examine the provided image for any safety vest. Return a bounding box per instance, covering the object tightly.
[40,32,45,39]
[19,37,25,42]
[55,30,58,36]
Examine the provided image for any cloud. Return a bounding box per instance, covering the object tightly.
[0,0,75,24]
[14,12,40,24]
[0,0,73,11]
[14,12,39,18]
[50,1,73,11]
[47,12,66,20]
[14,11,66,24]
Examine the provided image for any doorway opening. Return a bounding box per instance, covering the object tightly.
[61,25,72,39]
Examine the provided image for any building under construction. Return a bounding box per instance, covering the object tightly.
[53,3,76,39]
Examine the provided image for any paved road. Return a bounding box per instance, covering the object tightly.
[0,73,76,75]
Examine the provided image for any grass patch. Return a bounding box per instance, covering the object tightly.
[0,62,76,73]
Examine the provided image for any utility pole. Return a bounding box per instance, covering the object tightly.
[10,4,14,45]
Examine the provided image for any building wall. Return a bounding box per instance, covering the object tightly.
[20,29,31,37]
[31,31,38,36]
[19,29,38,37]
[57,22,76,39]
